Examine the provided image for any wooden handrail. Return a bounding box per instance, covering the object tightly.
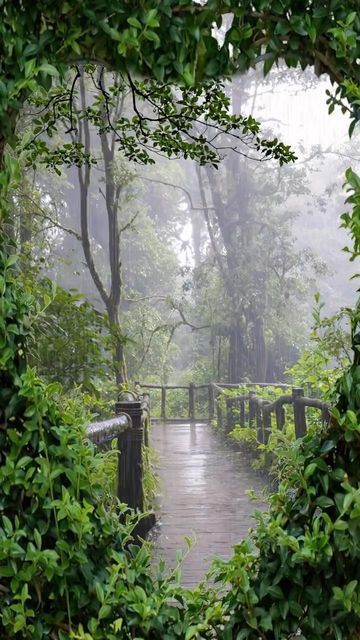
[139,381,294,422]
[214,382,290,389]
[88,390,155,539]
[88,414,130,445]
[214,384,330,440]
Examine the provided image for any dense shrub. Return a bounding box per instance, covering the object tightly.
[0,251,182,639]
[213,401,360,639]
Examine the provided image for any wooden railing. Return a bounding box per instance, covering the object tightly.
[139,381,331,440]
[87,382,330,540]
[87,390,155,538]
[139,383,211,421]
[214,384,331,441]
[140,382,291,423]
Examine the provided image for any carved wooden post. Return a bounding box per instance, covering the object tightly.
[115,398,144,514]
[189,383,195,421]
[262,404,271,444]
[240,399,245,425]
[217,396,223,430]
[161,386,166,420]
[292,387,306,438]
[322,404,330,427]
[256,400,264,443]
[208,384,215,420]
[226,396,236,433]
[275,403,285,430]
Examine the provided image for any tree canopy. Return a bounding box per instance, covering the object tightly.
[1,0,360,150]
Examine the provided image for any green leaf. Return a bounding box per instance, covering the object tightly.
[320,440,335,454]
[316,496,334,508]
[24,59,37,78]
[24,43,40,57]
[343,492,353,512]
[127,17,142,29]
[267,585,283,599]
[95,582,104,603]
[304,462,317,479]
[34,529,42,550]
[2,515,13,536]
[98,604,111,620]
[144,8,158,27]
[143,30,160,45]
[185,626,199,640]
[38,63,59,77]
[307,24,317,43]
[6,255,18,268]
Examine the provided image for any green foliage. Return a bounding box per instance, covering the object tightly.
[341,168,360,263]
[0,250,215,639]
[287,294,352,399]
[150,388,189,420]
[124,302,178,384]
[212,402,360,639]
[208,163,360,638]
[21,276,113,395]
[23,72,296,171]
[2,1,360,638]
[217,386,297,472]
[2,0,360,130]
[0,255,138,637]
[225,1,360,137]
[142,445,159,511]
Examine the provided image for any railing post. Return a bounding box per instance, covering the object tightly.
[161,386,166,420]
[208,384,215,420]
[189,383,195,421]
[226,396,236,433]
[217,395,223,429]
[256,400,264,443]
[249,391,256,429]
[262,404,271,444]
[115,398,144,514]
[292,387,306,437]
[322,404,330,428]
[240,399,245,425]
[275,403,285,430]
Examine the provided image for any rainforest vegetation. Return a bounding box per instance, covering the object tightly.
[1,1,360,638]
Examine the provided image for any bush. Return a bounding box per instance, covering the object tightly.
[0,252,188,639]
[212,397,360,639]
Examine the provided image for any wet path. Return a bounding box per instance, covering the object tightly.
[150,421,268,587]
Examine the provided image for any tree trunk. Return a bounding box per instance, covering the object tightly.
[76,75,128,386]
[228,319,247,384]
[107,303,127,385]
[253,316,267,382]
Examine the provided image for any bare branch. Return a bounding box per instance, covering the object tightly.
[175,305,210,331]
[139,175,215,211]
[64,66,81,135]
[124,294,169,304]
[15,192,82,241]
[119,212,139,234]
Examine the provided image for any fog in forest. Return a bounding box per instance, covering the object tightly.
[18,66,358,391]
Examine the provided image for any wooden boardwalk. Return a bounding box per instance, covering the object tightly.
[150,421,268,587]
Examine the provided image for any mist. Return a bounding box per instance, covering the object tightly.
[18,65,358,388]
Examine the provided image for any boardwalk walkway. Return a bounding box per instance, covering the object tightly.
[150,421,268,587]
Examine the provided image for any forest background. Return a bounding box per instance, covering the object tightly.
[14,64,359,414]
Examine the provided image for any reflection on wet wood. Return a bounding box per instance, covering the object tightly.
[150,422,268,587]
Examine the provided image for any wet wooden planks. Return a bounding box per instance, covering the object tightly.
[150,421,268,587]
